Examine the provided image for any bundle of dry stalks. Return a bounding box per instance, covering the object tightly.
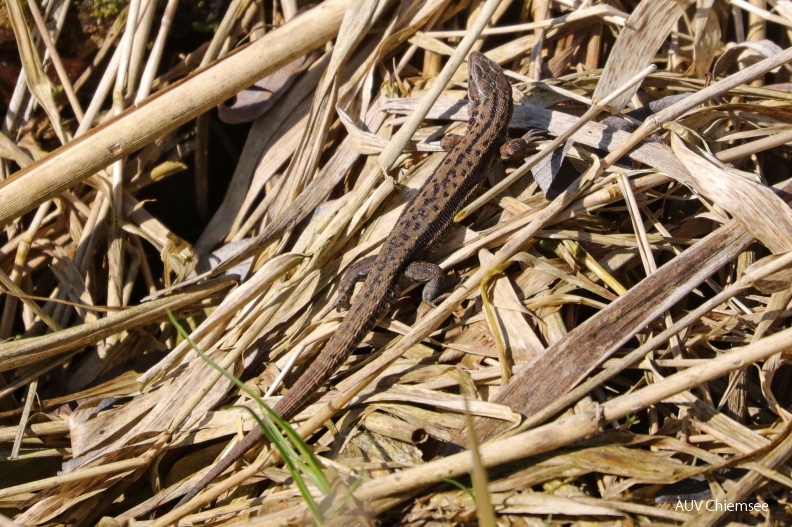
[2,0,792,525]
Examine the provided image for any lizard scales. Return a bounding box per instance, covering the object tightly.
[178,51,526,505]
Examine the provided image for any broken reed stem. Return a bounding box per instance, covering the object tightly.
[0,457,147,499]
[0,0,352,227]
[352,326,792,509]
[603,45,792,168]
[518,250,792,432]
[26,0,84,122]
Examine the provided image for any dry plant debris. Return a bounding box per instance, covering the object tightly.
[1,0,792,525]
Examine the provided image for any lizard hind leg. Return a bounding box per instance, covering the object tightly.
[333,255,378,310]
[405,261,446,307]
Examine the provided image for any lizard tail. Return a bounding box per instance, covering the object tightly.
[271,277,397,420]
[175,298,386,508]
[269,317,371,419]
[175,424,263,507]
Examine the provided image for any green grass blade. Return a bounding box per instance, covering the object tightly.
[166,310,328,522]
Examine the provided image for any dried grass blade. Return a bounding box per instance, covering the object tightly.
[593,0,694,111]
[717,128,792,163]
[5,0,67,144]
[0,457,144,501]
[520,251,792,433]
[670,133,792,252]
[604,45,792,167]
[0,131,33,167]
[464,398,497,527]
[0,281,230,372]
[449,215,757,450]
[27,0,83,122]
[353,327,792,511]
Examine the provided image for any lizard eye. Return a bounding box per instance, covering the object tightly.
[471,72,493,99]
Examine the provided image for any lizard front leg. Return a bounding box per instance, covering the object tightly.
[441,129,542,159]
[500,129,544,159]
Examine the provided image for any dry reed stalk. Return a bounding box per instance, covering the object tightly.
[0,0,352,225]
[352,326,792,506]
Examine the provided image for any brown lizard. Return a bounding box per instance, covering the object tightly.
[176,51,534,506]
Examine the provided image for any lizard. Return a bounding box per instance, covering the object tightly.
[176,51,534,507]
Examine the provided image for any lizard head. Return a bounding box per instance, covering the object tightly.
[467,51,511,103]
